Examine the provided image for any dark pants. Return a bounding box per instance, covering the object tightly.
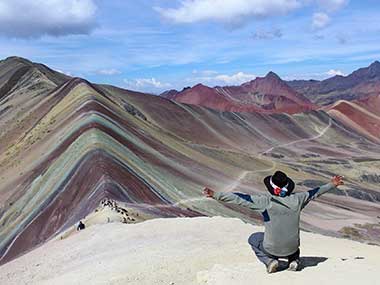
[248,232,300,266]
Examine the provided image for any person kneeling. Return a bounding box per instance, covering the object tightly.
[203,171,343,273]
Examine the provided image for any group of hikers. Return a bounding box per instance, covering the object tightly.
[75,199,138,233]
[203,171,344,273]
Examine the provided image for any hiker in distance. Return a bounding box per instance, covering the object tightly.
[77,221,85,231]
[203,171,344,273]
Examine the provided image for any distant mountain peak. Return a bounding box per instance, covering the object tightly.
[5,56,27,61]
[190,83,214,92]
[287,60,380,105]
[3,56,33,66]
[161,88,178,94]
[265,71,281,80]
[0,56,71,96]
[368,60,380,71]
[193,83,207,88]
[350,60,380,80]
[160,89,179,99]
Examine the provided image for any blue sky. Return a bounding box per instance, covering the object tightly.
[0,0,379,93]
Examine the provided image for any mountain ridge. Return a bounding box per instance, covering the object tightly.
[162,71,315,114]
[287,61,380,105]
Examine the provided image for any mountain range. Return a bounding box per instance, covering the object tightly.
[288,61,380,105]
[0,56,379,267]
[162,61,380,111]
[161,72,315,114]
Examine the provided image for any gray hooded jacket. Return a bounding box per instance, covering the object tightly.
[213,182,336,256]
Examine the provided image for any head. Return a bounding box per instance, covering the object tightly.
[264,171,295,197]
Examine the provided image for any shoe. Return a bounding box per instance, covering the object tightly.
[288,259,300,271]
[266,259,279,273]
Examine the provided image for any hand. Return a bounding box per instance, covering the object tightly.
[331,175,344,187]
[203,187,215,198]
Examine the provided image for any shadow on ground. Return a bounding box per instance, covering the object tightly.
[277,256,328,272]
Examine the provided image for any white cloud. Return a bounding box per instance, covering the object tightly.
[124,78,172,93]
[312,12,330,29]
[214,72,256,85]
[187,71,256,86]
[155,0,301,26]
[317,0,348,12]
[326,69,345,76]
[0,0,97,38]
[96,69,121,75]
[310,1,347,32]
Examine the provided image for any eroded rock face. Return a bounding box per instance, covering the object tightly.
[124,102,147,121]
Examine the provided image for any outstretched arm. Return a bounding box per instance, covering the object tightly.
[298,175,344,209]
[203,187,269,211]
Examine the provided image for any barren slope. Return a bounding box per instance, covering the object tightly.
[0,217,379,285]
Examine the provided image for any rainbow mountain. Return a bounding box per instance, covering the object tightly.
[0,56,379,265]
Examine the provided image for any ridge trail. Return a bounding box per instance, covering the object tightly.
[223,117,332,192]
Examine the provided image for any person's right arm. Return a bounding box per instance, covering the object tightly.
[203,187,269,211]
